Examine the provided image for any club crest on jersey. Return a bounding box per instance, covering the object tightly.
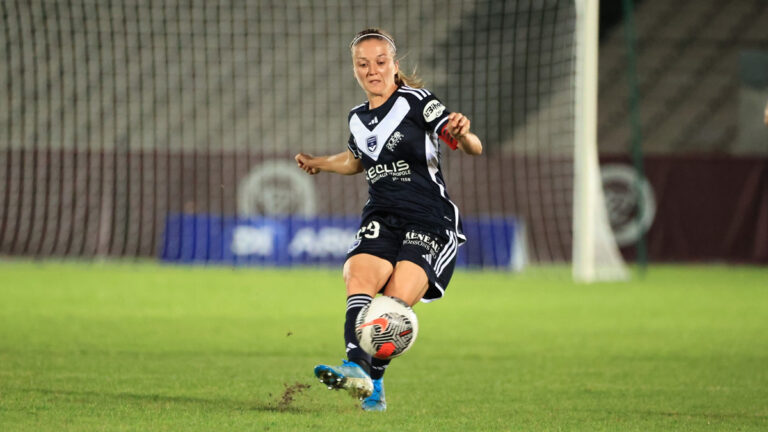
[348,238,361,253]
[366,136,378,152]
[386,131,404,151]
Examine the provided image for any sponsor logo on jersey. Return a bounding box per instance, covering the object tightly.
[366,135,378,152]
[423,99,445,123]
[404,231,442,254]
[386,131,404,151]
[368,116,379,126]
[364,160,410,184]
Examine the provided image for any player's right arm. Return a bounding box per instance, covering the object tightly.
[295,149,363,175]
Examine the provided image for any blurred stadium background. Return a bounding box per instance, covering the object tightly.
[1,0,766,271]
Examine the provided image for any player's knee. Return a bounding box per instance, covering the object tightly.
[344,269,381,295]
[344,277,372,297]
[343,254,392,295]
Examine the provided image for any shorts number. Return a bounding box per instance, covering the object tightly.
[358,221,380,239]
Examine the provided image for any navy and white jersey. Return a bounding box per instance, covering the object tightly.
[347,85,466,244]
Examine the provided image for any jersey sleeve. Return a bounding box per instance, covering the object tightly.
[420,92,459,150]
[347,107,363,159]
[347,134,362,159]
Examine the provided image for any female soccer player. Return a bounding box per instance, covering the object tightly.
[294,28,482,411]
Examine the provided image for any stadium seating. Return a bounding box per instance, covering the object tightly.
[597,0,768,154]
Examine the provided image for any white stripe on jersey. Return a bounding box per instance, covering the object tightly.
[424,132,443,195]
[423,132,465,243]
[350,97,410,161]
[401,85,431,98]
[397,87,425,100]
[433,116,450,135]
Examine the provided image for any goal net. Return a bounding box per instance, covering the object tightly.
[0,0,626,280]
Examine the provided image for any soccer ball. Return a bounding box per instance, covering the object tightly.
[355,295,419,360]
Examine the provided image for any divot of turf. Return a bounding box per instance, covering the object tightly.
[276,382,311,410]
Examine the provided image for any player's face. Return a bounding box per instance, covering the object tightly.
[352,39,399,98]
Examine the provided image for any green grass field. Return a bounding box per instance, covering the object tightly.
[0,261,766,431]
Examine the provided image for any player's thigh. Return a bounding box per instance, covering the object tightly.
[382,260,429,306]
[343,253,394,297]
[344,215,400,297]
[389,227,458,304]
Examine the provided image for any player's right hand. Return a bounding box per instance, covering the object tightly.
[295,153,320,175]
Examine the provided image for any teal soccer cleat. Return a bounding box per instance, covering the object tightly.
[361,378,386,411]
[314,360,373,400]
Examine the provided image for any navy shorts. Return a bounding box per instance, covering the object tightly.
[345,213,461,302]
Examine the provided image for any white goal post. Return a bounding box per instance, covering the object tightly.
[573,0,629,282]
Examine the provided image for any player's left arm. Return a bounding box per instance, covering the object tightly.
[445,112,483,155]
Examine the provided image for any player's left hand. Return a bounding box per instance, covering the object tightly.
[446,112,471,139]
[295,152,321,175]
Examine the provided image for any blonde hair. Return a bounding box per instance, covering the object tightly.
[349,28,424,89]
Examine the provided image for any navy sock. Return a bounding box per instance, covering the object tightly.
[370,357,390,380]
[345,294,372,375]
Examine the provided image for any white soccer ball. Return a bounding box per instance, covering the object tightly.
[355,295,419,360]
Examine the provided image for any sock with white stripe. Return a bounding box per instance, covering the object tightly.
[370,357,390,380]
[345,294,372,376]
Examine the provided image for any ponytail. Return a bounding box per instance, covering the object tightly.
[395,68,424,89]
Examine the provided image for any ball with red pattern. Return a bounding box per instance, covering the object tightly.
[355,296,419,360]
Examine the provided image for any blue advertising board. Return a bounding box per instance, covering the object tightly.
[160,214,521,269]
